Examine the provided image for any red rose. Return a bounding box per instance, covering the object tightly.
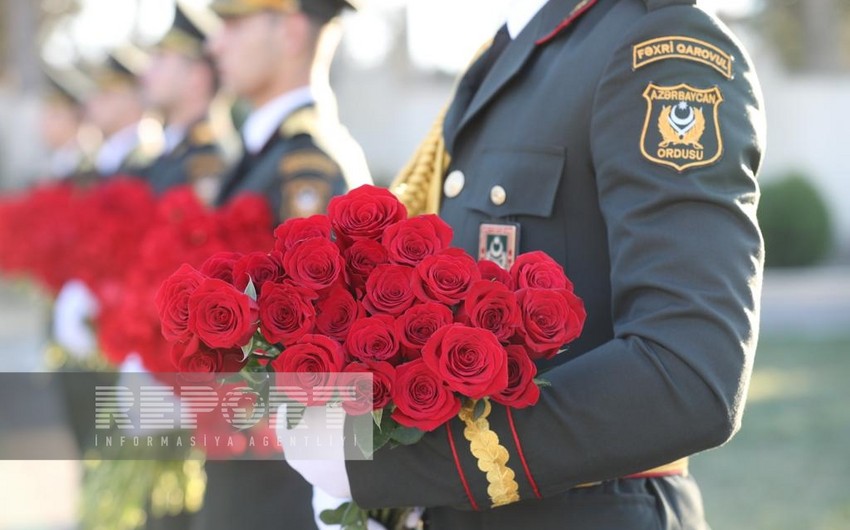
[341,361,396,415]
[327,185,407,244]
[171,335,247,381]
[394,302,453,358]
[421,324,508,399]
[391,359,461,432]
[463,280,521,342]
[511,251,573,291]
[478,260,514,289]
[258,281,319,345]
[157,186,210,224]
[200,252,243,284]
[188,278,259,349]
[271,334,345,405]
[156,263,206,343]
[284,238,344,292]
[412,248,481,305]
[491,345,540,409]
[382,215,453,266]
[232,251,285,294]
[516,288,586,359]
[343,239,389,293]
[218,193,275,253]
[315,285,363,343]
[363,264,416,316]
[273,214,332,253]
[344,315,399,364]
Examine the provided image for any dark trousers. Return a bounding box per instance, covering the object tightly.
[427,475,708,530]
[191,460,319,530]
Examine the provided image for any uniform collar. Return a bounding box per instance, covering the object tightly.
[96,123,141,175]
[506,0,550,39]
[162,124,188,155]
[242,87,314,154]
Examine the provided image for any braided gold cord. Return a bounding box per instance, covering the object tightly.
[390,37,497,217]
[390,108,450,216]
[458,399,521,508]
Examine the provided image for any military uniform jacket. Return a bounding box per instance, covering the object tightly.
[140,120,227,197]
[215,104,360,222]
[348,1,765,528]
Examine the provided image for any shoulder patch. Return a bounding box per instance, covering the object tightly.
[279,151,340,178]
[186,153,226,182]
[280,107,319,139]
[640,83,724,172]
[281,179,333,219]
[633,36,733,79]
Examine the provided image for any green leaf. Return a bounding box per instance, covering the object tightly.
[372,408,384,430]
[534,378,552,388]
[244,277,258,301]
[472,398,487,421]
[240,336,255,363]
[341,502,368,528]
[367,413,400,457]
[390,425,425,445]
[319,502,349,525]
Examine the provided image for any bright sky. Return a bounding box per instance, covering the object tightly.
[43,0,761,71]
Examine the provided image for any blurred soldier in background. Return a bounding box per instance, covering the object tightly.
[140,1,229,203]
[191,0,371,529]
[39,66,97,181]
[208,0,370,222]
[86,47,158,177]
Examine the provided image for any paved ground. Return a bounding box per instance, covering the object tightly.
[0,268,847,529]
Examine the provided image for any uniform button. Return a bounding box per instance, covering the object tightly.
[490,185,507,206]
[444,170,465,198]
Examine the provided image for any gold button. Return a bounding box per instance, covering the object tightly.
[490,185,507,206]
[444,170,465,198]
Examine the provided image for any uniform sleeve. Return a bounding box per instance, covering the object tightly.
[348,5,765,510]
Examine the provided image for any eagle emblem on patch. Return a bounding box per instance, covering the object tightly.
[640,83,724,172]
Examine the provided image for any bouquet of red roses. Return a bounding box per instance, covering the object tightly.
[0,177,157,296]
[97,186,276,372]
[156,184,585,528]
[158,184,584,421]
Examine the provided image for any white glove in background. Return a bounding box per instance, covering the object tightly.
[52,279,99,358]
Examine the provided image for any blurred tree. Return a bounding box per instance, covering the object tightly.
[755,0,850,72]
[758,172,834,267]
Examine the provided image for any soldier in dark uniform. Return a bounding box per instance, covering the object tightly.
[39,65,97,181]
[208,0,370,223]
[193,1,370,529]
[140,1,228,201]
[292,1,767,529]
[86,47,159,178]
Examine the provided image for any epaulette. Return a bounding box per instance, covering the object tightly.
[279,106,320,140]
[189,120,216,146]
[644,0,696,10]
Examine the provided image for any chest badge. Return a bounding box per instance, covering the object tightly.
[640,83,724,172]
[479,222,520,270]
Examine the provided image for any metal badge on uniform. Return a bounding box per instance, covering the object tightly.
[479,222,520,270]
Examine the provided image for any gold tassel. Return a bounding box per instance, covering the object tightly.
[389,108,451,217]
[390,37,497,216]
[458,399,521,508]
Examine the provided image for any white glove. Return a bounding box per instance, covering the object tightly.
[277,403,352,498]
[117,354,182,435]
[52,279,99,358]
